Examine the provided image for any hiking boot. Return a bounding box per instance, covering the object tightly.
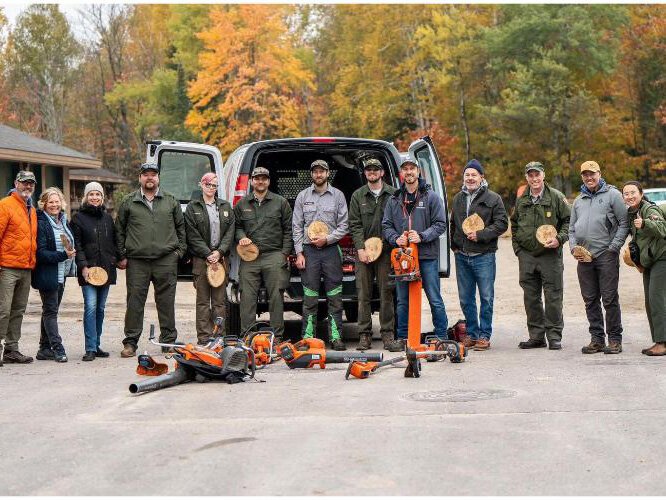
[603,341,622,354]
[548,340,562,350]
[473,338,491,351]
[356,334,372,351]
[518,339,547,349]
[330,338,347,351]
[95,348,110,358]
[120,344,137,358]
[383,339,405,352]
[462,336,477,348]
[82,351,96,362]
[36,348,55,360]
[581,341,605,354]
[3,350,34,364]
[54,351,68,363]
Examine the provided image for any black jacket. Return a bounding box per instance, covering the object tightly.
[70,203,119,287]
[450,183,509,254]
[184,195,235,259]
[31,210,71,292]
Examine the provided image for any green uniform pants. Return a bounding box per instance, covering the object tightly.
[123,253,179,348]
[301,245,343,341]
[0,267,31,352]
[643,259,666,343]
[192,256,227,343]
[239,251,289,337]
[355,252,394,339]
[518,251,564,342]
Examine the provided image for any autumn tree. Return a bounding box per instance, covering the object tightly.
[3,4,80,144]
[186,5,314,155]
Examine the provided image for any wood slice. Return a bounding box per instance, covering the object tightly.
[462,213,485,234]
[307,220,329,241]
[622,246,635,268]
[236,243,259,262]
[60,233,73,252]
[207,261,226,288]
[86,266,108,286]
[536,224,557,246]
[572,245,593,263]
[364,237,383,263]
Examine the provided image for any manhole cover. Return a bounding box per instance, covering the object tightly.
[402,389,517,403]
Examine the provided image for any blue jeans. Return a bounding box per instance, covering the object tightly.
[455,252,496,340]
[396,258,448,339]
[82,284,110,352]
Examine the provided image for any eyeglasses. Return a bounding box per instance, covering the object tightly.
[204,183,218,189]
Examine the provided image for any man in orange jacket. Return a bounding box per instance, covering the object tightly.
[0,171,38,365]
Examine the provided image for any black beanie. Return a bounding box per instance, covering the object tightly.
[464,159,485,176]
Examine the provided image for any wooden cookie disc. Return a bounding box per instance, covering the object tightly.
[622,246,635,268]
[307,220,329,241]
[536,225,557,246]
[237,243,259,262]
[462,213,485,234]
[572,246,593,262]
[364,237,383,263]
[86,266,108,286]
[207,262,226,288]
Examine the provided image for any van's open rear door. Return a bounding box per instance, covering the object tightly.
[408,136,450,277]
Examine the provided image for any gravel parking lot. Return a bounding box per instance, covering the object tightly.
[1,238,663,495]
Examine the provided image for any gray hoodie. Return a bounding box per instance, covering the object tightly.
[568,179,629,258]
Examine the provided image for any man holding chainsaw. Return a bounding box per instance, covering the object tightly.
[382,158,448,348]
[348,158,399,352]
[293,159,349,351]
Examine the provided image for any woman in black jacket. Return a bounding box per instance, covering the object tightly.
[33,187,77,363]
[70,182,118,361]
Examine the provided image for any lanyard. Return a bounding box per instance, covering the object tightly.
[400,190,420,232]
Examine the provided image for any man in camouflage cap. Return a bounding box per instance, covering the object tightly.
[511,161,570,351]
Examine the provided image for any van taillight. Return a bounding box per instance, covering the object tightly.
[232,173,249,206]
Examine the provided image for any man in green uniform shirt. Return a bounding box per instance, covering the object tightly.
[234,167,293,341]
[511,161,570,350]
[348,158,399,351]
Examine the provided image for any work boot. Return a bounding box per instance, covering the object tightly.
[518,339,547,349]
[603,341,622,354]
[82,351,96,362]
[330,338,347,351]
[548,340,562,350]
[383,339,405,352]
[356,334,372,351]
[95,348,110,358]
[54,350,68,363]
[120,344,137,358]
[3,350,34,364]
[473,338,491,351]
[36,348,55,360]
[462,336,477,349]
[581,341,605,354]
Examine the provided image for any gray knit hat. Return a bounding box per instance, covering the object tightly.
[84,181,105,201]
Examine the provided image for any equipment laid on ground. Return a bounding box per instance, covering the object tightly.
[243,322,280,367]
[129,324,256,394]
[346,353,407,379]
[386,232,467,378]
[136,352,168,376]
[279,338,382,369]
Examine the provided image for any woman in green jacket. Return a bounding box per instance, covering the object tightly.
[622,181,666,356]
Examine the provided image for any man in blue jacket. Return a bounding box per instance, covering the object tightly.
[382,158,448,347]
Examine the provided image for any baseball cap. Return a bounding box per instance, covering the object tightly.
[580,160,600,173]
[251,167,270,178]
[15,171,36,183]
[363,158,383,170]
[310,159,329,171]
[399,158,419,169]
[525,161,544,174]
[139,162,159,173]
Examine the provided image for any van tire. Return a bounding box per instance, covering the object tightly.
[343,303,359,323]
[226,302,241,336]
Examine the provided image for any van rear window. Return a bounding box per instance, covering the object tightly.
[158,150,214,201]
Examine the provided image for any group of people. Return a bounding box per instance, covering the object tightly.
[1,154,665,367]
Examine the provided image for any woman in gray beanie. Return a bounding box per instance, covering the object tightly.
[70,182,120,361]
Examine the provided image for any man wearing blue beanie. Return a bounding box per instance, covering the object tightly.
[450,159,508,351]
